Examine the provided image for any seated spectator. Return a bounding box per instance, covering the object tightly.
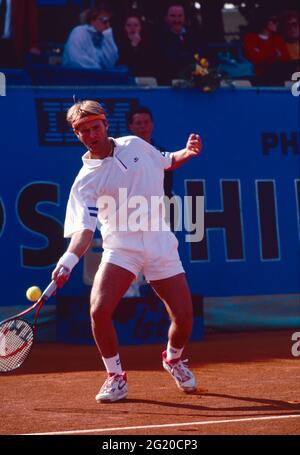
[156,2,207,84]
[117,11,158,78]
[243,11,290,85]
[63,6,118,70]
[280,10,299,62]
[0,0,40,68]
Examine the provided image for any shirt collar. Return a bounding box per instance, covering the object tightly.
[82,138,118,168]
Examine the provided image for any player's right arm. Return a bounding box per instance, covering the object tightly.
[51,229,94,287]
[52,170,99,287]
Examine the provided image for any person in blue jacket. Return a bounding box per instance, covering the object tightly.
[63,6,118,70]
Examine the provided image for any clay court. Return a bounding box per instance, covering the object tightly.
[1,330,300,436]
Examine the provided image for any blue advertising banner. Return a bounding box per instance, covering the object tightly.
[0,85,299,340]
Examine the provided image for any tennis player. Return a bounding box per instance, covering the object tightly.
[52,100,202,403]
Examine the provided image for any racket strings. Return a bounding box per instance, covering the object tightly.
[0,319,34,372]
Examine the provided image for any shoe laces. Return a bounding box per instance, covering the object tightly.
[101,374,121,393]
[170,359,192,382]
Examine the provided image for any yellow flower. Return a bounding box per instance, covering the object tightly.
[200,58,209,68]
[193,64,208,76]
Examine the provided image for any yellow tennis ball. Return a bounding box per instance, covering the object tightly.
[26,286,42,302]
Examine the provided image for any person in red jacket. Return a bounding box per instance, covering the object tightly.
[0,0,40,67]
[243,11,289,85]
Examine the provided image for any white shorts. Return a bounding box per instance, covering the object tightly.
[101,230,184,281]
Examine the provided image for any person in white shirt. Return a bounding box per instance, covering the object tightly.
[62,7,118,70]
[52,100,202,403]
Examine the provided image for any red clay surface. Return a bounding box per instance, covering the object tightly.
[0,330,300,435]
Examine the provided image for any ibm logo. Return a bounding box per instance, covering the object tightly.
[35,98,139,146]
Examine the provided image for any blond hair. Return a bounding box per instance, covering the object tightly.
[66,100,106,126]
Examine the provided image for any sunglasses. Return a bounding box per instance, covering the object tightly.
[96,17,110,24]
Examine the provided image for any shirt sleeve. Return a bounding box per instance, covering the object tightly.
[64,174,99,238]
[147,143,173,169]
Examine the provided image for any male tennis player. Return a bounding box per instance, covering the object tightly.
[52,100,202,403]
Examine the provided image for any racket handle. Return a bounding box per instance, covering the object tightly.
[42,267,68,300]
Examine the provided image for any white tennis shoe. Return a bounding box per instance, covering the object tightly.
[162,351,197,393]
[95,372,128,403]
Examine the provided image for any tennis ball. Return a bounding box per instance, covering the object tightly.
[26,286,42,302]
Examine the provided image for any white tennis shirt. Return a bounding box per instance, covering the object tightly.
[64,136,173,249]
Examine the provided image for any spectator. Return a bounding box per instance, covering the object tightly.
[156,2,206,84]
[127,106,173,200]
[0,0,40,68]
[280,10,299,62]
[117,11,158,78]
[63,6,118,70]
[243,10,290,85]
[127,106,155,144]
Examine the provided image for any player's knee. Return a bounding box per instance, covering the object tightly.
[90,297,113,324]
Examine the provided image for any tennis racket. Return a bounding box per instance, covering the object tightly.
[0,268,67,373]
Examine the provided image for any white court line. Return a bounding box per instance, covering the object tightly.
[21,413,300,435]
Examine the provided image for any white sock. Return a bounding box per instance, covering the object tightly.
[166,342,184,361]
[102,354,123,375]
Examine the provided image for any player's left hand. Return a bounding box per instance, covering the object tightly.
[186,133,202,156]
